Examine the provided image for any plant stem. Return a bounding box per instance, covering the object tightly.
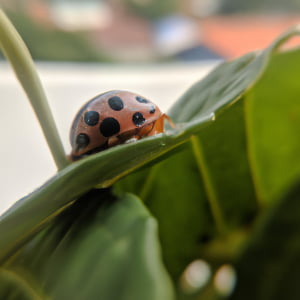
[0,9,69,170]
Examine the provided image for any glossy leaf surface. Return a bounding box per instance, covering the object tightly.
[246,48,300,203]
[117,29,300,280]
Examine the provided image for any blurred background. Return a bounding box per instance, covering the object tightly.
[0,0,300,213]
[2,0,300,62]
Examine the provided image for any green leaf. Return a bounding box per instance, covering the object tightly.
[230,181,300,300]
[1,25,300,293]
[245,48,300,203]
[0,268,46,300]
[117,28,300,279]
[4,191,174,300]
[0,124,208,263]
[117,98,258,279]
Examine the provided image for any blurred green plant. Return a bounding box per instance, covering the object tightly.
[4,11,111,62]
[220,0,300,14]
[125,0,179,20]
[1,8,300,300]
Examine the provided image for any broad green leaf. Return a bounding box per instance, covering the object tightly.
[117,98,258,279]
[3,191,174,300]
[179,39,300,299]
[0,122,210,263]
[117,28,300,280]
[1,26,300,293]
[245,48,300,203]
[137,147,215,278]
[228,43,300,300]
[230,181,300,300]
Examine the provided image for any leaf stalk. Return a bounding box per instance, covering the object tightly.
[0,10,69,170]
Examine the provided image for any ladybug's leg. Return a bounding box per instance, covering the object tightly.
[109,128,139,146]
[138,114,175,138]
[107,114,175,147]
[141,113,175,137]
[117,123,156,144]
[137,122,156,137]
[163,114,175,128]
[107,136,120,147]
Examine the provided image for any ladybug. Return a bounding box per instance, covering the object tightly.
[69,90,173,161]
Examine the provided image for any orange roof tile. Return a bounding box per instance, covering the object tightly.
[200,15,300,58]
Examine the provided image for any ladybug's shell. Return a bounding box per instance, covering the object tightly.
[70,90,163,158]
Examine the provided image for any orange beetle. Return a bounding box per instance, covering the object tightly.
[69,90,173,161]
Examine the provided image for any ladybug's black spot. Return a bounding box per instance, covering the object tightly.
[136,96,149,104]
[132,112,145,127]
[108,96,124,111]
[76,133,90,149]
[149,106,156,114]
[84,111,99,126]
[100,117,120,137]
